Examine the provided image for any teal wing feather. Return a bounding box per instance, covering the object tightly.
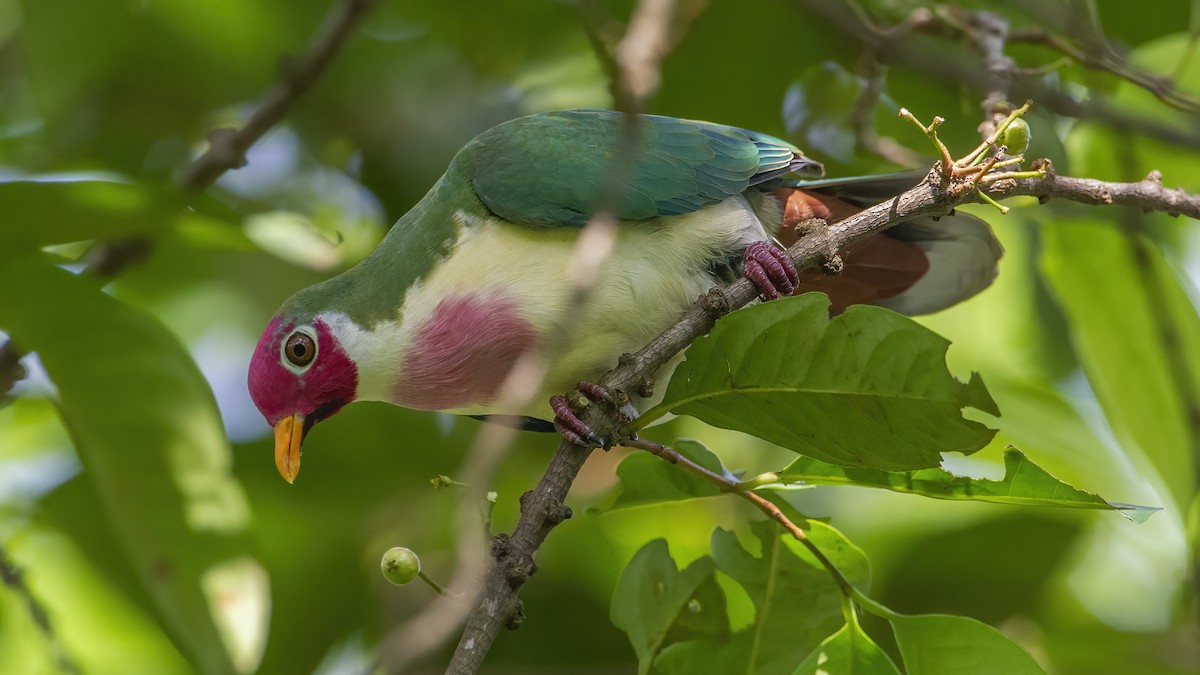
[467,110,823,227]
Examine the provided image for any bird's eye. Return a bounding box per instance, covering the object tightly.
[284,332,316,367]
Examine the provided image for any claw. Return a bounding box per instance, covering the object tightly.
[550,394,604,448]
[744,241,798,300]
[576,380,613,404]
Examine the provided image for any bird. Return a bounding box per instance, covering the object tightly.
[248,109,1002,483]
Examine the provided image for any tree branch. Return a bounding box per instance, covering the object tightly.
[988,165,1200,219]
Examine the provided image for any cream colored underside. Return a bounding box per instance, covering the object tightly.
[330,196,773,419]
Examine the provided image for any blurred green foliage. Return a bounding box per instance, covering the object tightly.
[1,1,1199,674]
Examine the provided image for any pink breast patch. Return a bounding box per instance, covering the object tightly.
[393,295,538,411]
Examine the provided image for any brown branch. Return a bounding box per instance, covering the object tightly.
[987,165,1200,219]
[0,0,380,398]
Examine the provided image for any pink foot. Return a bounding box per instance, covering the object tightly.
[550,381,616,448]
[743,241,798,301]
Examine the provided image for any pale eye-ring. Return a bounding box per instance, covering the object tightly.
[284,332,316,368]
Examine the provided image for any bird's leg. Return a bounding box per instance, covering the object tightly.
[743,241,799,301]
[550,381,636,448]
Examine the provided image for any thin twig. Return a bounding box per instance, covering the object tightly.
[178,0,385,189]
[1010,28,1200,114]
[622,438,855,596]
[847,6,932,166]
[947,9,1017,117]
[1,547,79,674]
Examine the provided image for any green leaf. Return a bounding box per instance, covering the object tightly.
[611,540,728,675]
[890,614,1045,675]
[0,176,243,260]
[3,519,192,674]
[0,257,265,674]
[656,521,870,675]
[777,447,1158,522]
[791,619,901,675]
[639,293,998,471]
[1041,216,1200,512]
[0,177,171,256]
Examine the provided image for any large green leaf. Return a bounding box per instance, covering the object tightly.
[778,447,1158,522]
[655,521,870,675]
[0,176,244,260]
[607,439,1152,520]
[890,614,1045,675]
[0,177,169,255]
[637,294,998,471]
[610,540,728,674]
[3,519,192,674]
[1041,216,1200,512]
[0,257,264,674]
[791,618,901,675]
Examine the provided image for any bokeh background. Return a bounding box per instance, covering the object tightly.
[1,0,1199,673]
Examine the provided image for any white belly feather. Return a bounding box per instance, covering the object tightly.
[347,196,772,419]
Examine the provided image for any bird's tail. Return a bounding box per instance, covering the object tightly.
[773,171,1003,316]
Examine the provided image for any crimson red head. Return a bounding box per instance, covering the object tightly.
[248,316,358,483]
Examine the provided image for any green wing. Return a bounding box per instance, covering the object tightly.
[467,110,823,227]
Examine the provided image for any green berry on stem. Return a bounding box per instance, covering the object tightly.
[381,547,421,586]
[999,118,1031,156]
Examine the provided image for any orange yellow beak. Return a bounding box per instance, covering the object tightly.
[274,413,305,484]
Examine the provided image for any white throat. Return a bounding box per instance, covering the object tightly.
[317,311,407,403]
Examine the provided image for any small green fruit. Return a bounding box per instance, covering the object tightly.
[381,547,421,586]
[999,118,1031,156]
